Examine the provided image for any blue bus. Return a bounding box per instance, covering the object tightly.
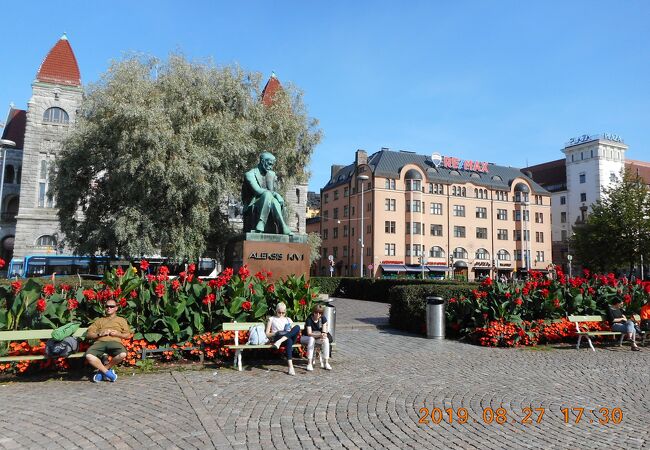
[7,255,218,279]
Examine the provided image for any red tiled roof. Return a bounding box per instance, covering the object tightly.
[1,108,26,149]
[36,35,81,86]
[261,74,282,106]
[626,160,650,185]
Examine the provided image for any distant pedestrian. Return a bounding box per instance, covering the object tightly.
[85,300,132,382]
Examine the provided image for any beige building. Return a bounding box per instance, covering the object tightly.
[316,148,553,280]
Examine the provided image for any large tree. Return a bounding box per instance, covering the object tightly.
[572,171,650,273]
[52,54,321,259]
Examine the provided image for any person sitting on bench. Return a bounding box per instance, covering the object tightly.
[266,302,301,375]
[300,304,332,371]
[607,299,640,351]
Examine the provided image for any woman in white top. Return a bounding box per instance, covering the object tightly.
[266,302,301,375]
[300,304,332,371]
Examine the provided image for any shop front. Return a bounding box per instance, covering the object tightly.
[453,260,468,281]
[473,261,492,280]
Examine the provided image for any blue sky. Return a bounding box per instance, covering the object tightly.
[2,1,649,191]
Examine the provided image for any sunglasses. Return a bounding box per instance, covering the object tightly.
[105,304,118,309]
[278,311,286,315]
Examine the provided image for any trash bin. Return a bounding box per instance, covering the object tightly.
[426,296,445,339]
[323,300,336,343]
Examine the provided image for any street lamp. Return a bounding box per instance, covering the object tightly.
[449,254,455,280]
[0,139,16,222]
[358,174,369,277]
[567,254,573,279]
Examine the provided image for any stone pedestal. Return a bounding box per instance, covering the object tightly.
[225,233,310,281]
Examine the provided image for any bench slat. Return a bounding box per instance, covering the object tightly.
[0,328,88,341]
[228,344,303,350]
[0,352,85,362]
[577,331,621,336]
[568,316,604,323]
[223,322,305,331]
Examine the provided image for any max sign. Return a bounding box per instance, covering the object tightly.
[431,152,489,173]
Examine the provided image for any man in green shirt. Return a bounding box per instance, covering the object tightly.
[85,300,132,382]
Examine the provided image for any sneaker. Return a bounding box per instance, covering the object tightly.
[288,367,296,376]
[306,363,314,372]
[92,373,103,383]
[324,362,332,370]
[631,346,641,352]
[104,369,118,382]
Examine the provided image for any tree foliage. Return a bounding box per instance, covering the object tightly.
[572,171,650,273]
[52,54,321,259]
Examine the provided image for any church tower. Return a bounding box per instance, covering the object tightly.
[13,34,83,258]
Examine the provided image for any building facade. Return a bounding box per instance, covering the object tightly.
[525,133,650,270]
[317,148,553,281]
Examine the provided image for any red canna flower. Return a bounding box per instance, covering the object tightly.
[130,290,138,299]
[155,283,166,298]
[119,297,127,308]
[11,280,22,294]
[159,266,169,277]
[42,284,55,297]
[514,298,523,306]
[67,298,79,311]
[623,294,632,305]
[83,289,97,301]
[238,265,250,281]
[188,263,196,274]
[202,293,216,305]
[115,267,125,277]
[242,301,252,311]
[60,284,71,292]
[267,284,275,293]
[36,298,47,313]
[0,257,5,269]
[171,279,181,291]
[140,260,149,271]
[299,298,307,306]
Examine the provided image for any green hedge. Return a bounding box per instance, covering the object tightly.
[387,283,476,334]
[310,277,477,303]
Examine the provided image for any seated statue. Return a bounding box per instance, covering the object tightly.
[242,152,293,235]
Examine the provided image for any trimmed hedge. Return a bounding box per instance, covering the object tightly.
[310,277,476,303]
[387,283,476,334]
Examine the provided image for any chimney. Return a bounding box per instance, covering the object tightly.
[355,149,368,166]
[330,164,345,179]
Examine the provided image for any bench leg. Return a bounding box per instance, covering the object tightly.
[619,333,625,347]
[237,350,242,372]
[576,335,582,350]
[586,336,595,352]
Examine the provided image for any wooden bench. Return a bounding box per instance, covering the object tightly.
[223,322,335,371]
[0,328,88,362]
[568,315,646,351]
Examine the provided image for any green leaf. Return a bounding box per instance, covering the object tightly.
[144,333,163,343]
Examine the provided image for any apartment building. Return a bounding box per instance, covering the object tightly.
[317,148,552,280]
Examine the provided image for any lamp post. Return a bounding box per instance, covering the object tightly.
[358,174,369,277]
[0,139,16,223]
[640,215,649,280]
[567,254,573,279]
[449,254,455,280]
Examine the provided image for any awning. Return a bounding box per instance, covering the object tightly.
[380,264,406,273]
[453,260,468,268]
[405,265,427,273]
[427,266,451,272]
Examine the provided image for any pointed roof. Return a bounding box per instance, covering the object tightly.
[1,107,26,149]
[261,72,282,106]
[36,34,81,86]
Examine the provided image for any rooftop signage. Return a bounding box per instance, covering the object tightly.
[431,152,489,173]
[567,133,624,146]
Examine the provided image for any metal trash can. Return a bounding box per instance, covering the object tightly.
[426,296,445,339]
[323,300,336,342]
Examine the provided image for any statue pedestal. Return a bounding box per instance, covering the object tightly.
[225,233,310,281]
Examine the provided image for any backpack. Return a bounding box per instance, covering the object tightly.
[247,324,269,345]
[51,323,81,341]
[45,336,79,357]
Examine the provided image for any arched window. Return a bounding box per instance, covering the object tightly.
[429,246,445,258]
[461,187,466,197]
[5,196,19,217]
[476,248,490,260]
[453,247,467,259]
[43,107,69,124]
[497,249,510,261]
[36,235,57,247]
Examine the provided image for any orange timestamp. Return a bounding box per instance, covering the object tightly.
[418,406,623,425]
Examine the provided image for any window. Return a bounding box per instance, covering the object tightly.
[430,246,445,258]
[367,224,371,234]
[514,210,521,221]
[343,246,348,257]
[514,249,522,261]
[453,205,465,217]
[385,198,396,211]
[475,188,488,199]
[405,244,411,256]
[497,209,507,220]
[536,231,544,243]
[43,107,69,124]
[561,212,567,223]
[344,187,349,197]
[497,249,510,261]
[406,179,421,191]
[430,224,443,236]
[407,200,421,212]
[535,212,543,223]
[384,179,396,190]
[343,225,348,237]
[38,156,55,208]
[323,210,329,219]
[476,207,487,219]
[453,226,466,238]
[476,227,488,239]
[496,191,508,201]
[323,229,328,240]
[475,248,490,260]
[384,243,395,256]
[523,210,529,221]
[430,202,442,215]
[535,195,543,205]
[579,173,586,184]
[333,247,338,258]
[497,229,508,240]
[333,190,339,200]
[429,183,444,194]
[560,196,566,205]
[343,205,349,217]
[322,248,328,259]
[36,235,57,246]
[610,172,617,182]
[412,244,423,257]
[412,222,424,235]
[324,193,329,204]
[406,221,410,235]
[514,230,521,241]
[367,201,372,212]
[385,221,396,234]
[536,251,545,262]
[333,227,339,238]
[580,193,586,202]
[561,230,568,240]
[333,208,339,219]
[523,230,529,241]
[453,247,467,259]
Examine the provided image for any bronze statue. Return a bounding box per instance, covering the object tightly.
[242,152,293,235]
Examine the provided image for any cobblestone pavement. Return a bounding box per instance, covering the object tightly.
[1,299,649,449]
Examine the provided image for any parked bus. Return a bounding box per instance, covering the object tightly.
[7,255,218,279]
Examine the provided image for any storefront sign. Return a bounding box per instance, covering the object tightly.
[426,261,448,266]
[499,263,512,267]
[474,261,492,267]
[431,152,488,173]
[381,260,404,264]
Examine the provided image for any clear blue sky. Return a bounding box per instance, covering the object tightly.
[2,1,649,191]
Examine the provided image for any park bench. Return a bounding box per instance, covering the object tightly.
[0,328,88,362]
[568,315,646,351]
[223,322,335,371]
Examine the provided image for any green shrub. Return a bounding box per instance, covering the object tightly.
[387,283,476,334]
